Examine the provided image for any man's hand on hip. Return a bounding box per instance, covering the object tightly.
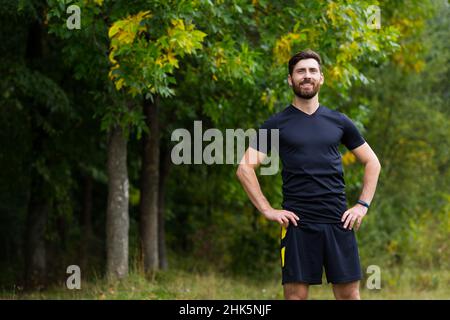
[341,204,368,230]
[262,208,299,228]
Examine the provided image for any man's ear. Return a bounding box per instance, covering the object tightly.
[320,72,324,85]
[287,74,293,87]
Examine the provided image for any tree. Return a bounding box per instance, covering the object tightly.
[46,0,147,280]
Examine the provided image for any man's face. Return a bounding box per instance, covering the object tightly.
[288,58,324,99]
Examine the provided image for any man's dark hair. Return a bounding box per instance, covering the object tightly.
[288,49,322,75]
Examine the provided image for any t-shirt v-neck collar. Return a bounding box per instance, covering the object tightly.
[289,104,322,117]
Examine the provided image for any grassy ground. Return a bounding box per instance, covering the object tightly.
[2,266,449,300]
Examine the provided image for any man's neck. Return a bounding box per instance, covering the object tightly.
[291,95,320,115]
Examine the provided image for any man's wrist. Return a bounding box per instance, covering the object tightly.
[357,199,370,209]
[260,207,273,216]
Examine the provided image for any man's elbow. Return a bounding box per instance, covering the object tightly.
[369,157,382,172]
[236,164,251,180]
[375,156,381,169]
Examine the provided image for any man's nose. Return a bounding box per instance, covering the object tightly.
[303,71,312,78]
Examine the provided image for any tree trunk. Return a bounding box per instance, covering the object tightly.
[158,143,171,270]
[106,125,129,280]
[80,174,93,276]
[24,103,48,291]
[139,96,160,273]
[24,174,48,290]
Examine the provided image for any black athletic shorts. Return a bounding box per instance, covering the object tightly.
[280,222,362,285]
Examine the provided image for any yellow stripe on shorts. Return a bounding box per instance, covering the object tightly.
[281,226,287,240]
[281,247,285,267]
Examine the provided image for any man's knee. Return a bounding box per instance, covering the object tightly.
[333,282,360,300]
[283,283,309,300]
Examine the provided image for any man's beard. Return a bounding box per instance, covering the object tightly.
[292,80,321,99]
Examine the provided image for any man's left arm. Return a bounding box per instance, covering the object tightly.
[341,142,381,230]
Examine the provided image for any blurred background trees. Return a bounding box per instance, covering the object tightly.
[0,0,448,293]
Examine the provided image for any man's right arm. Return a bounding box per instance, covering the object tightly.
[236,147,299,227]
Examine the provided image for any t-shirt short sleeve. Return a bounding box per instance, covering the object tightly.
[340,113,366,150]
[249,115,278,154]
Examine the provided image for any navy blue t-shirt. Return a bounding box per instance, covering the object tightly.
[250,104,365,223]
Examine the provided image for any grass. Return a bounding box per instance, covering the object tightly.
[1,264,449,300]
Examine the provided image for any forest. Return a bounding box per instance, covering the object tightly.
[0,0,448,299]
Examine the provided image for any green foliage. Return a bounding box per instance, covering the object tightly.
[354,1,449,272]
[0,0,448,292]
[108,12,206,98]
[401,204,450,270]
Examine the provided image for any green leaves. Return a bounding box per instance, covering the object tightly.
[164,19,206,55]
[273,33,307,65]
[109,10,152,45]
[3,63,70,115]
[206,36,262,86]
[108,13,207,98]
